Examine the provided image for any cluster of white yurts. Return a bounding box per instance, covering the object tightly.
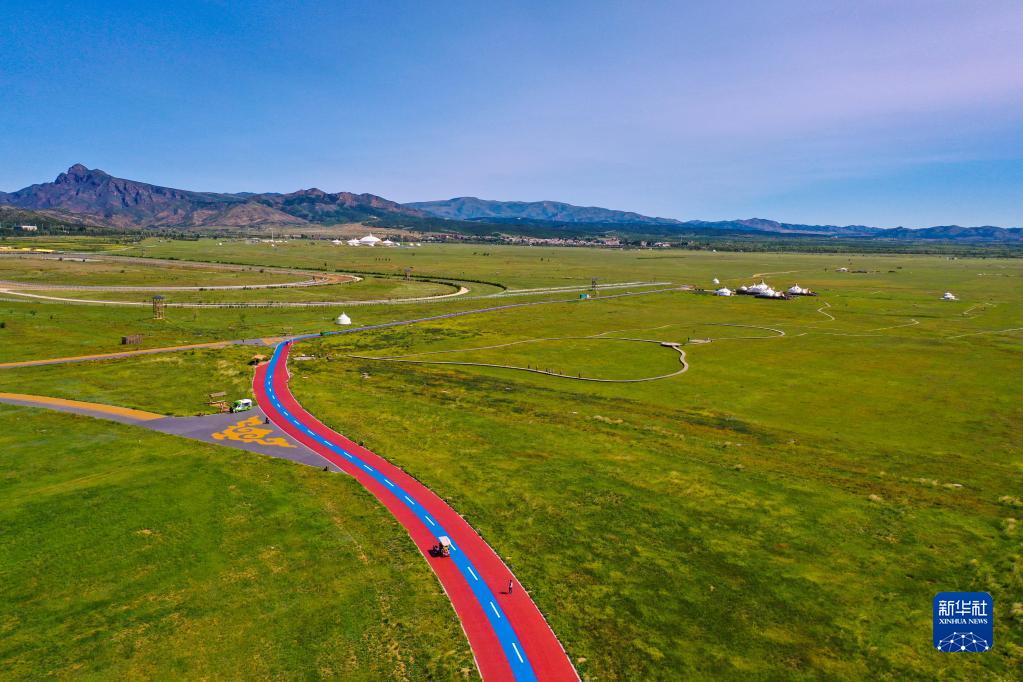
[330,234,406,247]
[713,280,817,299]
[712,279,960,302]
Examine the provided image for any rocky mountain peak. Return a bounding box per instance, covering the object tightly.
[57,164,109,184]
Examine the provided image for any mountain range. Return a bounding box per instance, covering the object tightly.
[0,164,423,229]
[2,165,1020,242]
[406,197,681,226]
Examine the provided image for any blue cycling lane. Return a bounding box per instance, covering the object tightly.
[261,339,538,681]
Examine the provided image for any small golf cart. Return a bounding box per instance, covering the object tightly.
[230,398,254,413]
[430,536,452,558]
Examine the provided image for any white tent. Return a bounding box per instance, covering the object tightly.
[788,285,807,295]
[748,280,771,293]
[331,239,343,245]
[715,287,733,296]
[336,313,352,325]
[346,238,361,246]
[358,234,382,246]
[712,278,720,285]
[381,239,397,247]
[942,292,957,301]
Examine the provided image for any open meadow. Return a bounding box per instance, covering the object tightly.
[0,238,1020,679]
[0,406,474,679]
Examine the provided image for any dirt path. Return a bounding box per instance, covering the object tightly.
[946,327,1023,340]
[0,272,355,291]
[0,252,359,290]
[0,392,163,423]
[816,301,835,320]
[349,335,689,383]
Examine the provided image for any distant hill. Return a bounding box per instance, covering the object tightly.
[682,218,882,237]
[1,166,1019,241]
[879,225,1023,241]
[0,205,102,228]
[406,197,682,225]
[409,199,1021,241]
[0,164,424,228]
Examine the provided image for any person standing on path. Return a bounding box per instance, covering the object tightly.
[508,579,514,595]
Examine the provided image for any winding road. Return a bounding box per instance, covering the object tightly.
[255,341,578,681]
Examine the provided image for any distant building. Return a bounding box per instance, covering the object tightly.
[19,225,38,232]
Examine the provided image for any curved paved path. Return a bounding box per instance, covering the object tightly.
[255,342,578,681]
[0,285,471,308]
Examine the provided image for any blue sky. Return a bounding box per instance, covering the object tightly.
[2,1,1021,227]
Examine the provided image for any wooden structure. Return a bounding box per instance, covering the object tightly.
[208,390,229,413]
[152,295,166,320]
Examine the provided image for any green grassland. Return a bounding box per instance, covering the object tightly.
[354,336,687,381]
[0,295,521,363]
[0,406,474,680]
[0,236,131,252]
[285,284,1021,679]
[0,240,1020,679]
[112,236,1017,291]
[0,347,260,415]
[0,254,298,287]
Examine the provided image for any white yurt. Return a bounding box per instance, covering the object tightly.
[336,313,352,325]
[346,238,361,246]
[942,292,957,301]
[381,239,397,247]
[787,285,806,295]
[331,239,343,245]
[715,287,733,296]
[358,234,382,246]
[712,278,720,285]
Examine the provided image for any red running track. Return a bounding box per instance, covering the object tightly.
[253,341,577,681]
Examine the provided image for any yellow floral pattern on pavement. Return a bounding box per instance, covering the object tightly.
[212,416,295,448]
